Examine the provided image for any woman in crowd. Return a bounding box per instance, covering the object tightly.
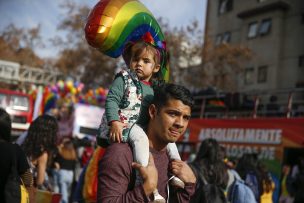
[22,114,58,190]
[257,162,275,203]
[279,165,293,203]
[189,138,228,203]
[53,137,77,203]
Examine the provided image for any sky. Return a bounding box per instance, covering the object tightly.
[0,0,207,58]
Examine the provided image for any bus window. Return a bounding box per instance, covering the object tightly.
[0,93,8,107]
[10,95,29,111]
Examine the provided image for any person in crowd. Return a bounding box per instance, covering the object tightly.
[257,162,275,203]
[219,146,258,203]
[53,137,77,203]
[97,83,197,202]
[290,156,304,203]
[220,145,238,171]
[189,138,229,203]
[57,102,74,143]
[219,145,242,190]
[21,114,58,190]
[0,108,33,202]
[279,165,294,203]
[97,34,184,202]
[236,153,262,203]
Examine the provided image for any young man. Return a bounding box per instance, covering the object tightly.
[97,83,197,202]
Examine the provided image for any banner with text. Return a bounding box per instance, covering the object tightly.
[183,118,304,161]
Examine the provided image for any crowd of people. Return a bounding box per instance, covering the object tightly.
[0,103,93,203]
[1,26,304,203]
[1,86,304,203]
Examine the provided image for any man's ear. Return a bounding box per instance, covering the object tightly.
[149,104,157,119]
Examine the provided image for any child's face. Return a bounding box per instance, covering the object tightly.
[130,48,160,81]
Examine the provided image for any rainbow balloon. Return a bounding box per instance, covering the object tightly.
[85,0,169,81]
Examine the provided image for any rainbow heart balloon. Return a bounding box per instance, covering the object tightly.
[85,0,169,81]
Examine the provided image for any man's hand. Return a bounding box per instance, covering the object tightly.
[170,160,196,184]
[132,153,158,196]
[109,121,127,143]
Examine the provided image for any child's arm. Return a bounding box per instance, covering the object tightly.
[105,75,126,143]
[105,76,125,121]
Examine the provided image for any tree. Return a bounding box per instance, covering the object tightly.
[0,24,44,67]
[179,35,252,92]
[160,20,252,92]
[53,2,117,88]
[199,37,252,91]
[53,3,206,88]
[159,19,203,84]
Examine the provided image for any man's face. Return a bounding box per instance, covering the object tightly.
[149,98,191,145]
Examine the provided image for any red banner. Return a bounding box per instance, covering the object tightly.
[181,118,304,160]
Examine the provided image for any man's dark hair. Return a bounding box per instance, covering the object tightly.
[0,107,11,142]
[152,83,194,110]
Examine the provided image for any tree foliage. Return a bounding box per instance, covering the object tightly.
[0,2,252,92]
[160,20,252,92]
[159,19,203,84]
[199,38,252,91]
[0,24,44,67]
[53,2,117,88]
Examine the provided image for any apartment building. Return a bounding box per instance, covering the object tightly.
[205,0,304,92]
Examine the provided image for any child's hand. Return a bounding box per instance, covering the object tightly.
[170,160,196,184]
[110,121,127,143]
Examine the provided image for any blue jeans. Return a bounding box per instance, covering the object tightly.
[58,169,74,203]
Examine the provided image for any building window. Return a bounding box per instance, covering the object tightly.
[218,0,233,14]
[259,19,272,35]
[222,32,231,43]
[215,32,231,45]
[244,67,254,85]
[215,34,222,45]
[248,22,258,38]
[257,66,268,83]
[302,13,304,24]
[299,55,304,67]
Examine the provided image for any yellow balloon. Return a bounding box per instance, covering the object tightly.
[67,81,74,90]
[71,87,77,95]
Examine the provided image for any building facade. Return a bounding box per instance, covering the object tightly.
[205,0,304,92]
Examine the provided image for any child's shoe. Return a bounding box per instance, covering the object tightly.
[152,190,166,203]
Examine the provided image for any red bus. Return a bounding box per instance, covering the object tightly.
[0,88,33,136]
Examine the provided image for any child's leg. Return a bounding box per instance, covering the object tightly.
[129,124,165,203]
[167,143,181,161]
[128,124,149,167]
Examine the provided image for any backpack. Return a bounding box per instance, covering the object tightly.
[244,171,260,202]
[4,144,29,203]
[189,163,227,203]
[227,177,257,203]
[293,170,304,203]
